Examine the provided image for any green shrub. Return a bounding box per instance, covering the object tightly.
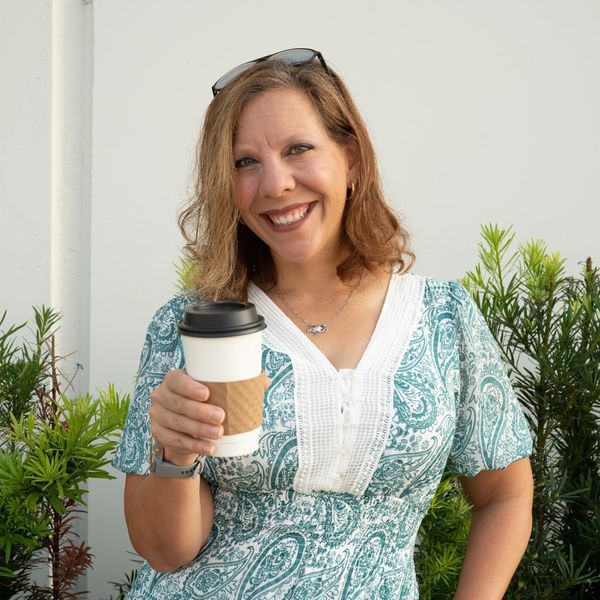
[0,307,129,599]
[415,225,600,599]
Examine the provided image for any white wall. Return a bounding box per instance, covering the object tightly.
[2,1,600,598]
[0,0,51,323]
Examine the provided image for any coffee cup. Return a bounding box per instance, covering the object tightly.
[178,302,266,457]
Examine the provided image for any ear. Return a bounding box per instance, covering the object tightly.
[344,139,359,184]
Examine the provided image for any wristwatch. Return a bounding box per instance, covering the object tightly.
[149,441,203,478]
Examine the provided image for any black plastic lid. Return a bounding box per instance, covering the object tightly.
[177,302,266,338]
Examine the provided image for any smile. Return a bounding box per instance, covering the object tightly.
[261,202,316,229]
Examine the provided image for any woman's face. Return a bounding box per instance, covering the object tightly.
[233,88,356,270]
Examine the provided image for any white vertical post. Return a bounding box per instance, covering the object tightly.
[51,0,93,593]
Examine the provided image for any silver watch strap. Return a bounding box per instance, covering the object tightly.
[150,442,203,478]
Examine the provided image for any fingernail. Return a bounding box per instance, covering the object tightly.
[211,408,225,423]
[197,387,208,401]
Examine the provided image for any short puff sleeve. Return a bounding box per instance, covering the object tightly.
[112,300,186,474]
[445,282,532,476]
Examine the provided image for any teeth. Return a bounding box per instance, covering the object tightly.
[268,205,309,225]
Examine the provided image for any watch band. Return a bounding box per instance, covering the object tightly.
[150,441,203,478]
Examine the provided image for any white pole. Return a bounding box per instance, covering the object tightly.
[51,0,91,393]
[51,0,93,593]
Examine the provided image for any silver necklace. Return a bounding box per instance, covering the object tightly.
[274,274,363,335]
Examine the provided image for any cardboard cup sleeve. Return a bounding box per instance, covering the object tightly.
[204,372,266,435]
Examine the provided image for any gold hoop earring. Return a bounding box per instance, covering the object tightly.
[346,182,356,200]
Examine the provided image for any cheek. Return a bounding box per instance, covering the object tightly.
[303,164,342,195]
[311,155,347,188]
[234,179,254,212]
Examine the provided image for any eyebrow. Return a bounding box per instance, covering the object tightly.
[233,133,316,155]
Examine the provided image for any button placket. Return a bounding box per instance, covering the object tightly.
[330,370,362,490]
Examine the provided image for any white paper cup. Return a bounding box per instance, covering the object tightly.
[178,302,266,457]
[211,427,262,457]
[180,330,263,382]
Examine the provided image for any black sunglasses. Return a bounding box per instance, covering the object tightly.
[211,47,333,96]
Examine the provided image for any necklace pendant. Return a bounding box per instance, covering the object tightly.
[307,323,328,335]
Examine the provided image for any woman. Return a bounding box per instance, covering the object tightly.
[114,48,534,599]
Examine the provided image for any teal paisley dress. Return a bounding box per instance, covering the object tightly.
[113,274,532,599]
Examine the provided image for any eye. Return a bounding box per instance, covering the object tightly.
[288,144,313,156]
[234,156,257,169]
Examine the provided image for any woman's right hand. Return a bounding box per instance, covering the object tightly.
[149,369,225,463]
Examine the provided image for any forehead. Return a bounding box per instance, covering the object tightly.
[233,88,328,148]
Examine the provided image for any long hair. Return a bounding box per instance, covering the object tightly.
[178,59,414,300]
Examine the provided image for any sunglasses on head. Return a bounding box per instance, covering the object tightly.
[211,47,333,96]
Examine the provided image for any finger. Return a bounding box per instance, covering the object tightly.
[164,369,210,402]
[152,423,216,456]
[150,401,223,440]
[152,386,225,425]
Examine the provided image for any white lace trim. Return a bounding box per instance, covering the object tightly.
[248,272,426,497]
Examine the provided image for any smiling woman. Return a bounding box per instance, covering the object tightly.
[179,56,413,301]
[113,48,534,599]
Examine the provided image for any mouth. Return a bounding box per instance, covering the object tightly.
[261,201,316,229]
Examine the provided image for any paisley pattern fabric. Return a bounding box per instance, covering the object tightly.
[113,275,532,599]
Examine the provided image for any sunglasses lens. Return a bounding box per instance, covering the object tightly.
[268,48,316,66]
[213,60,256,92]
[212,49,320,95]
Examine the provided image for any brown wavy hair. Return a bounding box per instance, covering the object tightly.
[178,58,414,300]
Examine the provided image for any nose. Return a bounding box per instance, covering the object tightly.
[259,157,295,199]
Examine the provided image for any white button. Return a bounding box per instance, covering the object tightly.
[334,473,342,481]
[339,445,348,455]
